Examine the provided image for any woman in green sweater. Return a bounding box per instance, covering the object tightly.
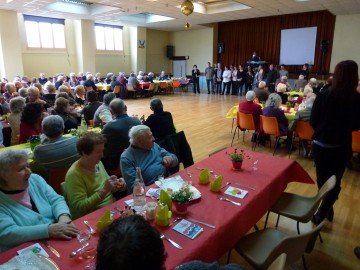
[65,132,126,219]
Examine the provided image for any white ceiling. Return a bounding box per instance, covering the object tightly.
[1,0,360,31]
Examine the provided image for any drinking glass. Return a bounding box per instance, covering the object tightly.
[252,160,259,171]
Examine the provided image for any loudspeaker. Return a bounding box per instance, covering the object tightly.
[217,42,224,54]
[166,45,174,58]
[320,40,329,53]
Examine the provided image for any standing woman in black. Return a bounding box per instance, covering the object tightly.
[192,65,200,94]
[310,60,360,225]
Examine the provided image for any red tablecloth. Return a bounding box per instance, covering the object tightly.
[0,148,313,269]
[139,82,151,89]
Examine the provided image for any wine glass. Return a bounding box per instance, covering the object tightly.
[252,159,259,171]
[77,231,96,270]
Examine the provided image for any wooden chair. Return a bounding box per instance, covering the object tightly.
[231,112,257,150]
[289,120,314,158]
[113,85,121,97]
[264,175,336,243]
[231,220,325,270]
[259,115,287,155]
[143,83,155,97]
[158,81,168,95]
[47,167,69,194]
[126,84,137,98]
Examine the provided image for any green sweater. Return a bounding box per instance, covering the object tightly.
[65,160,115,219]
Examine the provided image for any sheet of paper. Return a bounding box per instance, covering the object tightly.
[17,243,49,257]
[224,186,248,199]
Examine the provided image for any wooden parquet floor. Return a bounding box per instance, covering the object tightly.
[125,91,360,270]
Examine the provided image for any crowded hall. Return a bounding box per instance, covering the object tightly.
[1,0,360,269]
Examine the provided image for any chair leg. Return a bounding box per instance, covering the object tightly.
[302,254,308,270]
[226,249,232,264]
[318,232,323,243]
[231,127,238,146]
[231,118,235,133]
[264,211,270,229]
[275,214,280,228]
[242,131,245,142]
[254,224,259,231]
[297,221,300,234]
[273,137,280,156]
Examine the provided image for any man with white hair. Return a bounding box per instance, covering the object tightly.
[38,73,47,85]
[3,83,18,102]
[253,81,270,102]
[83,74,97,91]
[289,93,316,157]
[120,125,178,193]
[54,75,64,90]
[294,74,308,90]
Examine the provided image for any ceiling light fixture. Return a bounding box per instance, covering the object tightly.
[181,0,194,16]
[185,22,191,28]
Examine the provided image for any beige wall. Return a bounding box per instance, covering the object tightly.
[330,14,360,72]
[169,28,214,75]
[146,29,171,75]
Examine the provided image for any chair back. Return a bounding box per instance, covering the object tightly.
[159,82,168,88]
[113,85,121,94]
[172,81,181,88]
[126,84,135,91]
[295,120,314,141]
[352,130,360,153]
[267,253,286,270]
[148,83,156,91]
[315,175,336,203]
[48,167,69,194]
[269,221,325,268]
[260,115,281,137]
[238,112,256,131]
[89,119,94,127]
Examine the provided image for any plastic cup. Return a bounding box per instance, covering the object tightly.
[146,202,157,221]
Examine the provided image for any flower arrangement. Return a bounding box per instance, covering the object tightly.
[227,148,250,162]
[29,135,41,144]
[69,128,81,137]
[171,184,193,204]
[286,101,294,108]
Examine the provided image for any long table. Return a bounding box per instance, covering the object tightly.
[0,148,313,269]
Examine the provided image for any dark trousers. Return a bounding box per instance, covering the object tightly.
[268,83,275,93]
[193,78,200,93]
[245,83,252,94]
[238,82,245,95]
[312,143,352,218]
[231,81,238,95]
[216,81,222,93]
[222,81,231,94]
[206,79,214,93]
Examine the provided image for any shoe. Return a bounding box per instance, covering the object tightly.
[355,247,360,259]
[311,214,325,226]
[326,208,334,222]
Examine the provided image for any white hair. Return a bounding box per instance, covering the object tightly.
[245,91,256,101]
[305,93,316,109]
[266,93,282,109]
[276,83,287,93]
[129,125,150,147]
[299,75,304,80]
[303,85,313,96]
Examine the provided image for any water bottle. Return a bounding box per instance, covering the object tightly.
[80,114,87,134]
[133,167,146,215]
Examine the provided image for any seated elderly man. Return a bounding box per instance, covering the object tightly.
[121,125,178,192]
[33,115,80,170]
[101,98,141,170]
[3,83,18,102]
[128,73,140,90]
[54,75,64,90]
[144,98,176,143]
[253,81,270,102]
[84,74,97,91]
[294,74,308,90]
[0,149,79,252]
[26,86,48,106]
[158,71,169,81]
[93,92,116,127]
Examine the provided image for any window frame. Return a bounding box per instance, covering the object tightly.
[95,23,123,52]
[23,15,66,50]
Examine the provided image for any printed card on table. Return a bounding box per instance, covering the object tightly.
[224,186,248,199]
[173,219,203,239]
[17,243,49,257]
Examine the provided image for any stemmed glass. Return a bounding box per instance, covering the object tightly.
[77,230,96,270]
[252,159,258,171]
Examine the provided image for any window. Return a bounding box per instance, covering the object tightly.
[23,15,65,49]
[95,23,123,51]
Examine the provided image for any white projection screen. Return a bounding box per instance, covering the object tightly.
[280,27,317,65]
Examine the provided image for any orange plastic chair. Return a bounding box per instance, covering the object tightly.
[260,115,287,155]
[172,81,181,94]
[126,84,137,98]
[352,130,360,153]
[289,120,314,158]
[231,112,257,150]
[158,81,168,95]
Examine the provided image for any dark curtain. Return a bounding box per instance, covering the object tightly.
[217,10,335,74]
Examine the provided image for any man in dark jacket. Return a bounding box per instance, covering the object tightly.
[266,64,278,93]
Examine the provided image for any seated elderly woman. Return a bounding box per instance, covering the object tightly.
[298,85,314,110]
[0,149,79,252]
[8,97,26,145]
[43,83,57,107]
[121,125,178,193]
[65,132,127,219]
[263,93,289,136]
[33,115,80,170]
[93,92,116,127]
[19,102,44,144]
[276,83,288,104]
[82,90,102,125]
[238,91,262,132]
[51,97,78,133]
[74,85,86,105]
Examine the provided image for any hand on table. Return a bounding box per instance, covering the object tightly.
[48,222,79,240]
[163,156,175,167]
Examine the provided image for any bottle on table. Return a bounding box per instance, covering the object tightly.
[80,114,87,134]
[133,167,146,216]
